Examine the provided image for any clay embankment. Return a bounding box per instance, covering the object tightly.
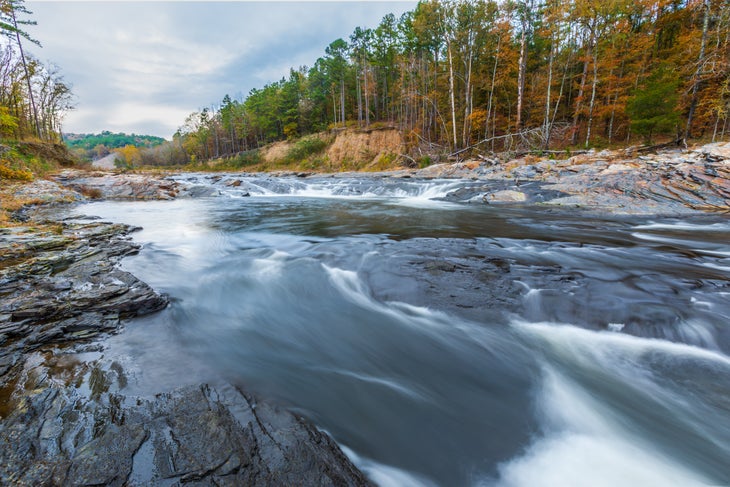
[260,127,404,170]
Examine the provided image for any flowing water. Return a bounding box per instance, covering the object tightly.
[75,175,730,486]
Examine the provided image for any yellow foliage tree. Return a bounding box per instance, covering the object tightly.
[114,144,141,169]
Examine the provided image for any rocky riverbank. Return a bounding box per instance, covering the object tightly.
[0,196,370,485]
[9,140,726,215]
[0,222,166,374]
[418,141,730,214]
[257,141,730,214]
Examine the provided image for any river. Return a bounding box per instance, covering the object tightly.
[73,174,730,486]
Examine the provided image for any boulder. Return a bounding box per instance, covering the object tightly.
[0,222,168,360]
[483,190,528,203]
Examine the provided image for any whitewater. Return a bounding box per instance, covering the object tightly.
[68,174,730,486]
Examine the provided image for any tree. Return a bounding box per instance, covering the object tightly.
[0,105,18,137]
[324,38,349,127]
[1,0,40,137]
[684,0,710,140]
[626,65,680,143]
[168,0,729,165]
[114,144,141,169]
[350,26,373,127]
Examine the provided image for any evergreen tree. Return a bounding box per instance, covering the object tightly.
[626,65,680,143]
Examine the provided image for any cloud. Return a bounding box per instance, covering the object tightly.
[25,1,416,138]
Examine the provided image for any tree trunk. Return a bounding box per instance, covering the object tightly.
[340,77,345,127]
[364,63,370,126]
[356,65,362,127]
[608,55,626,145]
[11,7,40,138]
[463,55,473,148]
[571,30,593,145]
[516,24,527,130]
[685,0,710,140]
[332,89,337,126]
[447,37,458,150]
[585,44,599,148]
[487,35,501,152]
[543,33,555,149]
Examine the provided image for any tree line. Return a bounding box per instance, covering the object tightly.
[0,0,72,143]
[171,0,728,166]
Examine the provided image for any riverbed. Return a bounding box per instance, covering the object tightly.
[67,174,730,486]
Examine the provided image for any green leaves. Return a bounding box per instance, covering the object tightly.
[627,65,680,143]
[0,0,40,46]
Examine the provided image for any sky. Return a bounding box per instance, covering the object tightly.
[25,1,417,139]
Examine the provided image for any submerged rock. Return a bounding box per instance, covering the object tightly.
[180,184,221,198]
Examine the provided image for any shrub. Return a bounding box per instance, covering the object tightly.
[285,136,327,164]
[76,185,103,199]
[0,160,33,181]
[230,150,262,168]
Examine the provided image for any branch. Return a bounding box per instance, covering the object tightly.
[448,128,542,158]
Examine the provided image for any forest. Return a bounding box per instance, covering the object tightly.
[171,0,729,166]
[2,0,729,170]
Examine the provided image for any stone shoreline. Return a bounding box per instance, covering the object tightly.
[1,222,167,368]
[408,141,730,214]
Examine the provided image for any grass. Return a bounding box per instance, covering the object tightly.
[0,184,43,226]
[283,136,328,164]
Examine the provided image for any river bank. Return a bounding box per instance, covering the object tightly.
[21,140,728,215]
[0,141,728,485]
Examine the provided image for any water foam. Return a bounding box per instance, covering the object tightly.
[175,174,475,205]
[633,221,730,232]
[497,368,715,487]
[341,445,437,487]
[250,249,290,281]
[514,321,730,367]
[498,321,730,486]
[323,265,459,333]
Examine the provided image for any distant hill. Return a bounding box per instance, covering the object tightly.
[64,131,166,160]
[64,131,166,150]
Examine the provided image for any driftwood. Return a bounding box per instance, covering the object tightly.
[512,149,590,158]
[448,127,555,159]
[634,138,685,154]
[448,132,521,158]
[399,153,418,168]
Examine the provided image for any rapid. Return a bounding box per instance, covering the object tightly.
[73,174,730,486]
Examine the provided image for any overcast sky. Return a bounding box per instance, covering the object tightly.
[25,1,416,138]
